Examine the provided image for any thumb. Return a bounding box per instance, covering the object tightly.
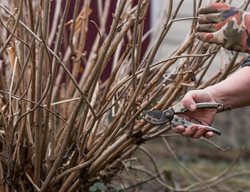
[181,90,212,111]
[181,92,197,111]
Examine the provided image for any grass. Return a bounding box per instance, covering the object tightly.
[160,158,250,191]
[128,137,250,192]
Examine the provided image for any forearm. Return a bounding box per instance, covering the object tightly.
[204,67,250,109]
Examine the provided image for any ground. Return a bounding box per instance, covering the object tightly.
[123,135,250,192]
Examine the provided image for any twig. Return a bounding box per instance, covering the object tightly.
[162,137,215,192]
[25,172,40,191]
[0,4,97,118]
[183,151,244,191]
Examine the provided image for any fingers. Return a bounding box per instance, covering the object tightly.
[198,3,238,22]
[198,3,231,14]
[195,20,229,45]
[181,90,213,111]
[173,125,214,138]
[204,131,215,138]
[198,13,225,24]
[195,31,224,45]
[196,20,229,32]
[181,92,197,111]
[196,24,216,33]
[196,3,240,43]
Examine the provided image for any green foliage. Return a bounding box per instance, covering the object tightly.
[89,182,107,192]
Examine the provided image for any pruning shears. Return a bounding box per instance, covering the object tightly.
[143,102,227,136]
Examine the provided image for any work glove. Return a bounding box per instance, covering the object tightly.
[196,3,250,53]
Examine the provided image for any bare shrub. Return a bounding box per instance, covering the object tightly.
[0,0,248,191]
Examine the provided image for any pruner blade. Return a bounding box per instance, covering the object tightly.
[143,108,174,125]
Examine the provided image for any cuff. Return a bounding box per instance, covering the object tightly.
[241,56,250,67]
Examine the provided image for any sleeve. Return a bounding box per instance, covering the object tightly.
[241,56,250,67]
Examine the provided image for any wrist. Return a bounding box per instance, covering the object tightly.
[203,86,228,106]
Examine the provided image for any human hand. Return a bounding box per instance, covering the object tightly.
[173,90,217,138]
[196,3,250,53]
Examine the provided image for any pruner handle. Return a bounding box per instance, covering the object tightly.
[172,116,222,136]
[173,102,230,114]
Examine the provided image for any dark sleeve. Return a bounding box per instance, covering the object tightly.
[241,56,250,67]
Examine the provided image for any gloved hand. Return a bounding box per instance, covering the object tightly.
[196,2,250,53]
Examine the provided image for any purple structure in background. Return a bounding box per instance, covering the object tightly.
[51,0,150,81]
